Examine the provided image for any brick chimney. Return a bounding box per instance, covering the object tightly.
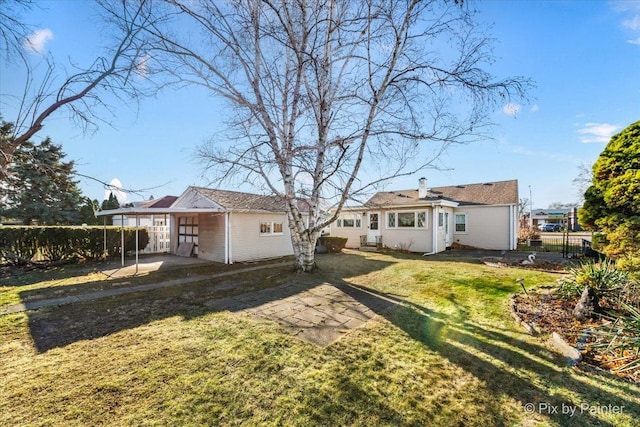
[418,177,428,199]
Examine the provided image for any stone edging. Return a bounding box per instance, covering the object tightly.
[508,295,539,336]
[509,294,582,365]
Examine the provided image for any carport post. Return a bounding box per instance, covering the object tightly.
[135,214,139,274]
[121,214,125,267]
[103,216,107,256]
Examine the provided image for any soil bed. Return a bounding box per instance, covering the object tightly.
[513,288,639,384]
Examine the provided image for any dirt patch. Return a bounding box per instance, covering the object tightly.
[512,288,639,384]
[482,257,568,273]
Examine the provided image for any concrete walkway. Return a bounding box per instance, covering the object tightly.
[2,258,403,347]
[0,261,291,316]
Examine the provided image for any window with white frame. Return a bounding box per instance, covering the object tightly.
[387,211,428,229]
[336,213,362,228]
[260,221,284,236]
[455,213,467,233]
[438,212,444,227]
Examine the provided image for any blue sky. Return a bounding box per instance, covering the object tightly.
[1,0,639,209]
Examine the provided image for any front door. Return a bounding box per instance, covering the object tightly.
[444,212,451,247]
[367,212,381,245]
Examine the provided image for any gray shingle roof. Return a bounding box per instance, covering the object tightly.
[365,179,518,207]
[192,187,310,212]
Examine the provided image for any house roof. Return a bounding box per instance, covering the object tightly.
[365,179,518,208]
[191,187,310,213]
[138,195,179,209]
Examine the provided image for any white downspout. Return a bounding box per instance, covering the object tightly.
[224,212,229,264]
[228,211,233,264]
[511,205,517,250]
[509,205,513,251]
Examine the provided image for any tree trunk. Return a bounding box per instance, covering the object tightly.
[292,233,318,273]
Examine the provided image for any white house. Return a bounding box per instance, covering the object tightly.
[330,178,519,253]
[99,186,309,263]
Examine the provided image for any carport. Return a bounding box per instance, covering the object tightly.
[96,206,224,274]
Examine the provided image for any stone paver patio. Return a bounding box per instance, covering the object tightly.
[205,280,400,346]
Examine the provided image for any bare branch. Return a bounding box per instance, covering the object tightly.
[109,0,531,271]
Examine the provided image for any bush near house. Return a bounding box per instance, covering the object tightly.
[320,236,348,253]
[0,226,148,264]
[517,224,540,243]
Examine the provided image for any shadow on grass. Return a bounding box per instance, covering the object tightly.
[336,282,637,427]
[21,252,395,353]
[16,250,637,425]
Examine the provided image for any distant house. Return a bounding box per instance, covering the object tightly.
[99,186,308,263]
[330,179,519,253]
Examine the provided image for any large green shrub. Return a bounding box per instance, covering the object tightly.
[320,236,348,253]
[0,226,149,263]
[579,121,640,269]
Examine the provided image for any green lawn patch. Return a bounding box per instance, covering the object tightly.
[1,250,638,426]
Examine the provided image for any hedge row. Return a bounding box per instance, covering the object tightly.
[0,226,149,262]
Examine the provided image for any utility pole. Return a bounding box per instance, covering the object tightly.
[529,185,533,227]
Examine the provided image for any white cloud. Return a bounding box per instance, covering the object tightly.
[623,14,640,31]
[530,103,539,113]
[104,178,128,204]
[614,1,640,45]
[577,123,621,143]
[23,28,53,54]
[627,36,640,45]
[502,103,521,117]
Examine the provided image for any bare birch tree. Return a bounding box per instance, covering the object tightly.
[120,0,529,271]
[0,0,155,181]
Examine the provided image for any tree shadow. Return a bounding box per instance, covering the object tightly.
[21,252,394,353]
[14,250,639,425]
[335,280,639,426]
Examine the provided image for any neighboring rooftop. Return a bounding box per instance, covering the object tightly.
[138,195,179,209]
[365,179,518,207]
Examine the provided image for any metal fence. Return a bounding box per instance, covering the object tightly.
[519,236,594,258]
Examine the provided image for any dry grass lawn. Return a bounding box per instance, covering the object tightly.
[1,250,639,426]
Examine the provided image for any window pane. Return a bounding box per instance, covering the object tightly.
[438,212,444,227]
[273,222,283,233]
[260,222,271,234]
[417,212,426,228]
[388,213,396,228]
[455,214,466,232]
[398,212,415,227]
[337,219,342,227]
[343,218,355,227]
[356,218,361,228]
[369,213,378,230]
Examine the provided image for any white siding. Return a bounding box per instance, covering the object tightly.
[452,205,512,250]
[230,212,294,262]
[197,213,227,262]
[379,208,433,253]
[330,228,365,249]
[330,208,435,253]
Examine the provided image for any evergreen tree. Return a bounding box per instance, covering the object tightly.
[78,198,101,225]
[579,120,640,265]
[100,192,121,224]
[0,132,84,225]
[101,192,121,211]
